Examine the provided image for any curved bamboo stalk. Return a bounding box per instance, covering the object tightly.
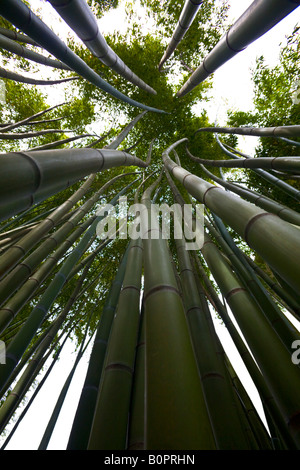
[27,133,98,151]
[140,174,216,450]
[0,102,66,133]
[200,164,300,226]
[67,245,130,450]
[177,0,300,97]
[0,0,165,113]
[48,0,156,95]
[0,128,75,140]
[0,32,71,70]
[158,0,203,70]
[0,25,39,46]
[87,238,143,449]
[162,139,300,293]
[0,66,77,85]
[194,125,300,138]
[186,145,300,173]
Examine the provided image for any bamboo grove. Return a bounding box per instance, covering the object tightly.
[0,0,299,451]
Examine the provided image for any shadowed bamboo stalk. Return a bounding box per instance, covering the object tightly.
[87,236,143,449]
[127,306,146,450]
[0,67,77,85]
[0,217,94,336]
[0,102,66,133]
[242,253,300,320]
[194,125,300,138]
[158,0,203,70]
[0,261,92,434]
[67,245,130,450]
[0,25,40,46]
[162,139,300,293]
[204,216,300,352]
[0,147,149,222]
[28,133,98,151]
[0,0,165,113]
[0,128,75,140]
[191,251,297,449]
[140,173,216,450]
[48,0,156,95]
[0,179,138,396]
[165,168,258,449]
[0,172,136,312]
[0,32,71,70]
[186,145,300,173]
[0,172,96,282]
[200,231,300,448]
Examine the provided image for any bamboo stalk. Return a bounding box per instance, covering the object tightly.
[0,147,148,222]
[162,140,300,293]
[48,0,156,95]
[141,174,216,450]
[200,232,300,448]
[0,32,71,70]
[200,164,300,226]
[87,237,143,449]
[0,0,165,113]
[158,0,203,70]
[67,245,130,450]
[177,0,300,97]
[0,66,77,85]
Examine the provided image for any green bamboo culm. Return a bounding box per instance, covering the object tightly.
[87,237,143,449]
[200,232,300,448]
[67,244,130,450]
[162,140,300,293]
[0,179,139,398]
[140,174,216,450]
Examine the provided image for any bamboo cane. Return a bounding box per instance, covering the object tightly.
[177,0,300,97]
[162,140,300,293]
[87,237,143,449]
[158,0,203,70]
[0,32,71,70]
[0,67,77,85]
[200,232,300,448]
[48,0,156,95]
[0,0,165,113]
[67,245,130,450]
[141,174,216,450]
